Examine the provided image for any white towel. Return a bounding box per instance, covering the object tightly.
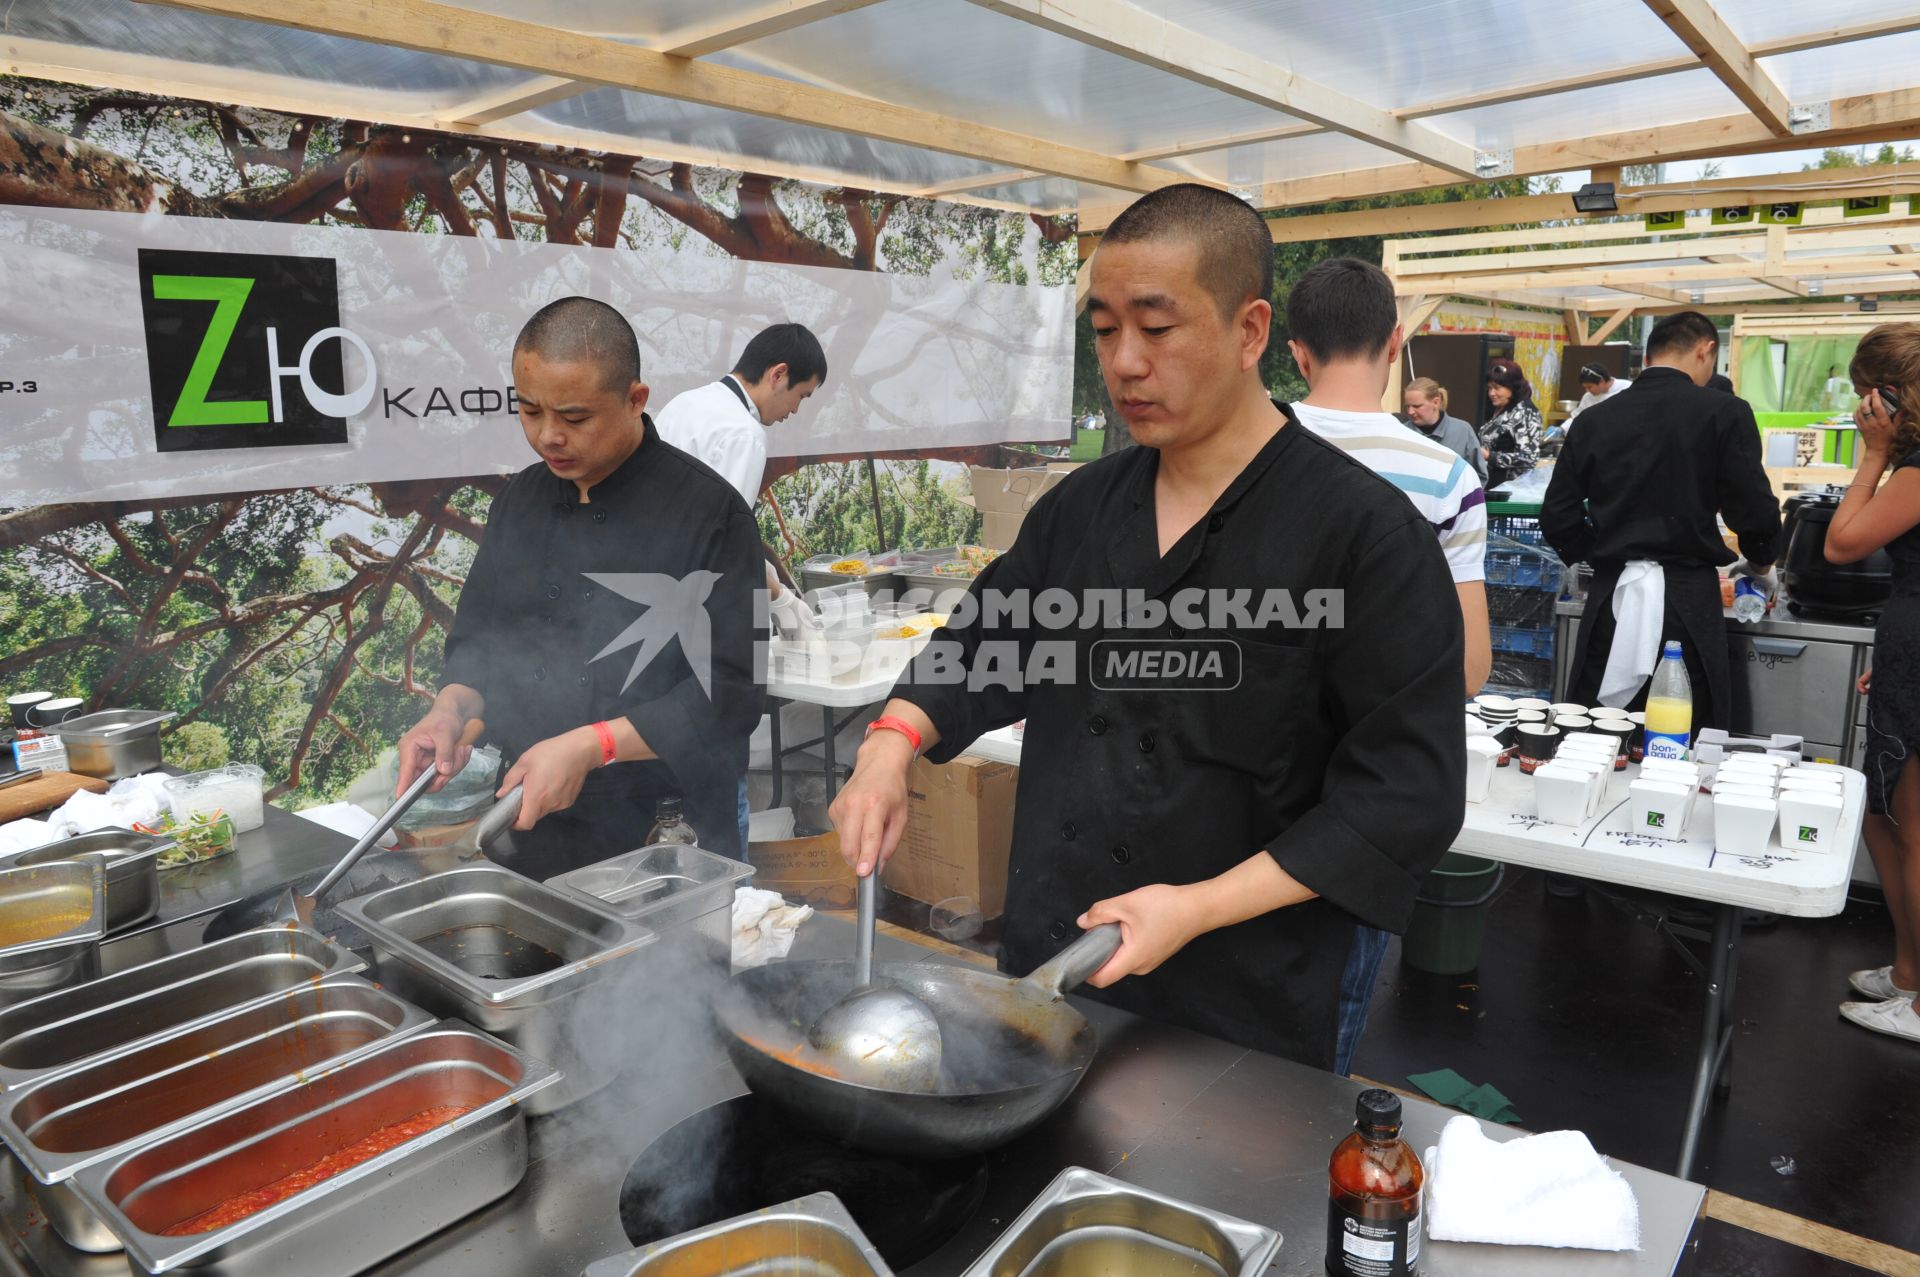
[47,773,173,838]
[1599,560,1665,708]
[1424,1115,1640,1251]
[731,886,814,968]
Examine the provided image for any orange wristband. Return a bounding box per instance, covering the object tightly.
[864,715,923,755]
[591,720,617,766]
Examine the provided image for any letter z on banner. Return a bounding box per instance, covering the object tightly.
[138,249,378,453]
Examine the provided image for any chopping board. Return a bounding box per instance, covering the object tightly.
[0,771,110,824]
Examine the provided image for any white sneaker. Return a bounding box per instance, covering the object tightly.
[1839,997,1920,1042]
[1849,966,1918,1001]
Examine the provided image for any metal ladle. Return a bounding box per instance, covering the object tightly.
[807,871,944,1091]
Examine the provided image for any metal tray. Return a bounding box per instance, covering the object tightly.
[70,1024,557,1275]
[5,1146,122,1252]
[337,865,652,1114]
[0,974,432,1186]
[546,843,753,971]
[52,711,175,781]
[4,828,172,934]
[959,1167,1282,1277]
[585,1192,892,1277]
[0,860,107,1009]
[0,924,364,1091]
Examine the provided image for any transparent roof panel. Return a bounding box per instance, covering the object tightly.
[1763,32,1920,102]
[1718,0,1920,47]
[1427,70,1746,154]
[1192,131,1440,189]
[12,0,524,105]
[720,0,1297,158]
[1133,0,1687,113]
[529,90,1004,191]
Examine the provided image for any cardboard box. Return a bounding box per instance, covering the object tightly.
[958,465,1071,550]
[891,754,1018,917]
[747,830,857,909]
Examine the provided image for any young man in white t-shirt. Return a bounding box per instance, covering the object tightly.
[1283,257,1491,1078]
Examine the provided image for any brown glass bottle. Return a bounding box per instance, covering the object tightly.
[1326,1089,1424,1277]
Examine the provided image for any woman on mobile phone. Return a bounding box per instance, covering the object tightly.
[1823,322,1920,1042]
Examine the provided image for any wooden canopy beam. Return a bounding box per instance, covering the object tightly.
[1394,220,1920,275]
[135,0,1193,194]
[965,0,1480,176]
[1400,255,1920,295]
[443,75,588,126]
[661,0,889,58]
[1591,306,1640,343]
[1641,0,1794,135]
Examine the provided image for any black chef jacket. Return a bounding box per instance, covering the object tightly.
[1541,367,1781,728]
[894,405,1466,1070]
[441,419,764,872]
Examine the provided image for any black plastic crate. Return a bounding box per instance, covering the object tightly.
[1489,588,1556,629]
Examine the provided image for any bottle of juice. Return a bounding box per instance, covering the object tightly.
[1327,1089,1424,1277]
[1643,641,1694,761]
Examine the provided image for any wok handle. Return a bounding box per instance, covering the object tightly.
[474,784,525,850]
[1022,923,1123,998]
[854,870,876,987]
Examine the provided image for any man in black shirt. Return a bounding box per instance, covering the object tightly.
[397,297,764,871]
[1542,311,1781,727]
[827,186,1465,1069]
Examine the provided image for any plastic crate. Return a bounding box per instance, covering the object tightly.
[1487,653,1554,701]
[1486,513,1544,544]
[1482,531,1563,592]
[1491,624,1555,659]
[1488,588,1555,629]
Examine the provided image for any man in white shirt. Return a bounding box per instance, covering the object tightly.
[1283,257,1491,1079]
[656,322,828,854]
[656,323,827,625]
[1571,364,1631,420]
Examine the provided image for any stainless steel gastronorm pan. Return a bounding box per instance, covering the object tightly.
[0,924,364,1090]
[0,860,106,1008]
[0,974,432,1186]
[337,865,651,1114]
[584,1192,893,1277]
[959,1167,1283,1277]
[71,1024,557,1275]
[4,828,173,934]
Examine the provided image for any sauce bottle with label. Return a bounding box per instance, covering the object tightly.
[1327,1089,1423,1277]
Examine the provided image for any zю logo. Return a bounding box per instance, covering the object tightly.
[137,248,375,452]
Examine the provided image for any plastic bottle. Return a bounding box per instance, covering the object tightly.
[1643,641,1694,761]
[645,797,699,847]
[1327,1089,1424,1277]
[1731,576,1768,624]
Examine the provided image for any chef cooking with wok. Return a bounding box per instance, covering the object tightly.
[830,185,1466,1070]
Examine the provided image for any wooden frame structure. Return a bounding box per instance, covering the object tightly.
[0,0,1901,222]
[1384,199,1920,347]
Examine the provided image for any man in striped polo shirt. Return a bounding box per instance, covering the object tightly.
[1283,257,1491,1077]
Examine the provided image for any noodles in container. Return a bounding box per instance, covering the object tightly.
[163,764,266,834]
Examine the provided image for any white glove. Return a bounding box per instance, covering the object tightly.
[769,587,824,639]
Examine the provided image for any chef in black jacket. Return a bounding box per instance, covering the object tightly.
[829,185,1466,1069]
[1542,311,1781,728]
[397,297,764,871]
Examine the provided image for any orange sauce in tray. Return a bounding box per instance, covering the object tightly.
[160,1106,475,1236]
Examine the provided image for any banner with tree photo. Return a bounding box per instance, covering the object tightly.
[0,80,1076,803]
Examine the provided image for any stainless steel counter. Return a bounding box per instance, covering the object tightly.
[1553,594,1878,646]
[0,821,1702,1277]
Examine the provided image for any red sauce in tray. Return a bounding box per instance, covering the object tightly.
[160,1106,475,1236]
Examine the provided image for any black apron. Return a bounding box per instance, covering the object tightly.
[1568,562,1731,730]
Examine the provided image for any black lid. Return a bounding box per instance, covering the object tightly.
[654,796,684,819]
[1356,1089,1402,1128]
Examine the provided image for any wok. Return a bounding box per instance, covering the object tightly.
[202,787,524,949]
[714,923,1120,1158]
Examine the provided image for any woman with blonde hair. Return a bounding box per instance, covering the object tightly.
[1823,321,1920,1041]
[1403,377,1486,481]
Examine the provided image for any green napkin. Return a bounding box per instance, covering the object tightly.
[1407,1068,1522,1124]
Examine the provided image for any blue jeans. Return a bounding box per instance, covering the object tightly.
[735,773,751,862]
[1335,925,1391,1077]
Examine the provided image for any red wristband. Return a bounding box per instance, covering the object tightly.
[864,715,923,755]
[591,720,617,767]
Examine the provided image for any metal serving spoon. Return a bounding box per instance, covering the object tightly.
[806,870,944,1091]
